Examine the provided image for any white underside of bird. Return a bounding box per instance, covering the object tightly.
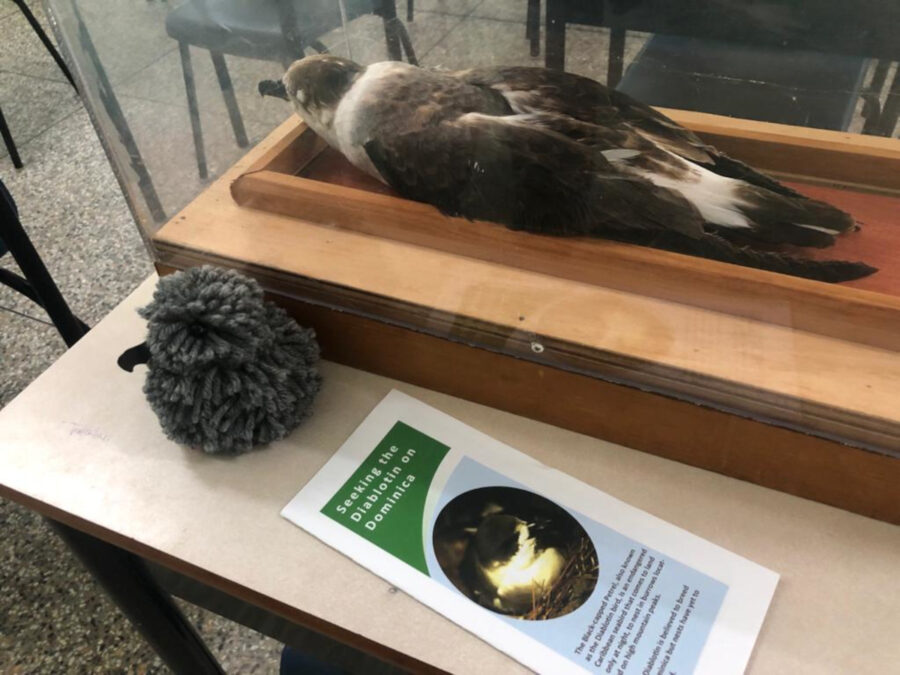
[302,61,407,181]
[638,156,753,229]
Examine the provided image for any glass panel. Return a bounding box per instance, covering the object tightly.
[43,0,900,458]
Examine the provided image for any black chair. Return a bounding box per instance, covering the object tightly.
[527,0,626,85]
[0,107,22,170]
[0,177,89,348]
[165,0,417,179]
[619,35,872,132]
[532,0,899,134]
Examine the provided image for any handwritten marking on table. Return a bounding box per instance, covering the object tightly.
[64,422,111,443]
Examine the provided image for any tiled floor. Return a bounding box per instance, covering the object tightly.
[1,0,897,672]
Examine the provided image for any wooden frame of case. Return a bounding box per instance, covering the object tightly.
[153,112,900,523]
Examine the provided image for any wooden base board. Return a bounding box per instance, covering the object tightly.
[156,263,899,524]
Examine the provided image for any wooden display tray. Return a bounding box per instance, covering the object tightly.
[153,113,900,523]
[231,115,900,352]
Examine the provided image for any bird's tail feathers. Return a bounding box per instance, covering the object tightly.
[735,185,857,248]
[705,152,806,199]
[611,230,877,283]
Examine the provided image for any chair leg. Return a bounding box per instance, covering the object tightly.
[0,179,89,347]
[378,0,403,61]
[526,0,540,58]
[0,267,42,305]
[877,67,900,137]
[395,19,419,66]
[178,42,207,180]
[867,59,891,96]
[51,522,224,674]
[0,105,24,169]
[545,0,565,70]
[607,28,626,88]
[210,52,249,148]
[12,0,76,90]
[407,0,414,22]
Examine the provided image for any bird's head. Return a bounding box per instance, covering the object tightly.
[282,55,364,135]
[473,515,533,566]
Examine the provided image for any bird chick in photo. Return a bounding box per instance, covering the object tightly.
[268,55,876,282]
[462,513,565,615]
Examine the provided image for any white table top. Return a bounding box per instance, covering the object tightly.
[1,275,898,674]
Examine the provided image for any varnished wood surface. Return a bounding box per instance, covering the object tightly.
[155,245,900,454]
[796,184,900,295]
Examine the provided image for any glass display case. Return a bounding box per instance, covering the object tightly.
[45,0,900,522]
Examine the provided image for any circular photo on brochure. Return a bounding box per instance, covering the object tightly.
[432,486,598,620]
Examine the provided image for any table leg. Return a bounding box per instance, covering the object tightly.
[50,521,225,675]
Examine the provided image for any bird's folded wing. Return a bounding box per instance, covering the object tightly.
[460,66,806,199]
[363,114,706,239]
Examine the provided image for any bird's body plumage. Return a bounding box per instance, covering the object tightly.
[279,56,876,282]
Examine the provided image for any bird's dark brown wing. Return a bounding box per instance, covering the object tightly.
[362,113,707,239]
[457,66,807,200]
[363,111,873,282]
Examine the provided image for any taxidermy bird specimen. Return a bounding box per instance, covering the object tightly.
[261,56,876,282]
[460,512,566,615]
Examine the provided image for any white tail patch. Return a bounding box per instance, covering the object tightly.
[794,222,842,235]
[632,153,753,229]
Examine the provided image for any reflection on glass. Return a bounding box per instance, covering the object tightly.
[38,0,900,460]
[44,0,899,234]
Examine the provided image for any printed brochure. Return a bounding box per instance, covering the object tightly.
[282,391,778,674]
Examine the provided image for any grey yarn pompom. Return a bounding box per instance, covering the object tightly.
[138,266,321,455]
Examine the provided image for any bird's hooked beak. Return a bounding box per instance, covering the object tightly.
[258,79,289,101]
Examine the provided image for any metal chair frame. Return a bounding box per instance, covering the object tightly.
[171,0,417,179]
